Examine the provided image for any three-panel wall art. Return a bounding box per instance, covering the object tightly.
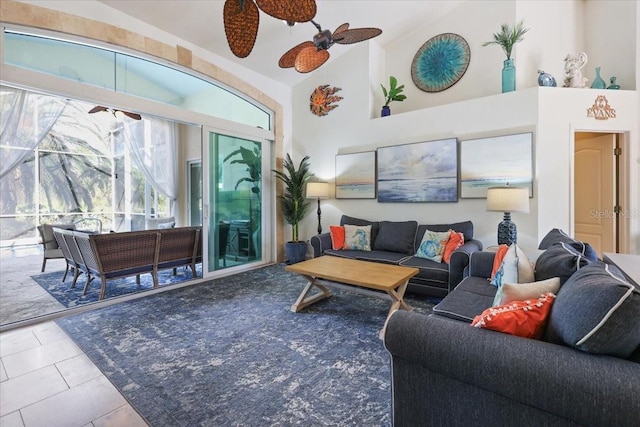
[334,132,533,202]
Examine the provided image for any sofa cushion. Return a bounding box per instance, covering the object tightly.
[415,229,450,262]
[329,225,345,250]
[432,277,495,322]
[400,256,449,285]
[415,220,473,249]
[373,220,417,254]
[355,250,411,264]
[472,292,556,339]
[493,277,561,306]
[343,224,371,251]
[544,262,640,358]
[340,215,379,246]
[534,242,591,285]
[538,228,599,261]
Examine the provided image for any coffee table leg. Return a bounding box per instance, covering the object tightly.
[380,279,413,339]
[291,275,333,313]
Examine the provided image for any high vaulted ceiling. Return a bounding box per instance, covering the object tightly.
[98,1,460,87]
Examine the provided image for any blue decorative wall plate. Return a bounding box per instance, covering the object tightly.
[411,33,470,93]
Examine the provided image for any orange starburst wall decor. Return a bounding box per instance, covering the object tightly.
[310,85,343,117]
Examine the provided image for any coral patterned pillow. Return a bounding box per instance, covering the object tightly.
[471,292,556,339]
[442,230,464,264]
[329,225,345,250]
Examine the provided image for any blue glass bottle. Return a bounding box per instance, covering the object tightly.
[502,59,516,93]
[591,67,606,89]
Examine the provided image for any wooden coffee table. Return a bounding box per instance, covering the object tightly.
[285,256,419,337]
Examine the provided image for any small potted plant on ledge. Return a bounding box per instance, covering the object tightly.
[380,75,406,117]
[482,20,529,93]
[273,154,314,264]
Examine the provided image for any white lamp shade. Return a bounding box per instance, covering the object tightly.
[306,182,329,199]
[486,186,529,213]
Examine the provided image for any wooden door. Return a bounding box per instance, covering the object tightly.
[574,133,616,256]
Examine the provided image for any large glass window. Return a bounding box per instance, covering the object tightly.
[0,90,171,246]
[3,31,271,130]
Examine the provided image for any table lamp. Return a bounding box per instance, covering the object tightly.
[486,185,529,245]
[306,182,329,234]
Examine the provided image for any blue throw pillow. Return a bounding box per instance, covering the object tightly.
[538,228,598,261]
[545,262,640,358]
[415,230,450,262]
[534,242,591,285]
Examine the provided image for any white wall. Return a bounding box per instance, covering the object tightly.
[291,1,639,253]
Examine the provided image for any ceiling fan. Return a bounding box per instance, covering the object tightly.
[279,21,382,73]
[88,106,142,121]
[223,0,317,58]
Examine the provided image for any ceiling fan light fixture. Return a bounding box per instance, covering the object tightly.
[312,29,333,50]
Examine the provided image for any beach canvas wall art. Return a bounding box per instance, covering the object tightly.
[377,138,458,202]
[335,151,376,199]
[460,132,533,198]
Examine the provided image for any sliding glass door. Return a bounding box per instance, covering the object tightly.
[202,128,270,275]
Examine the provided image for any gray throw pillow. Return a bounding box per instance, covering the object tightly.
[544,262,640,358]
[538,228,598,261]
[373,221,417,254]
[534,242,591,285]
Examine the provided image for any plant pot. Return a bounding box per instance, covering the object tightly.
[381,106,391,117]
[285,241,307,264]
[502,59,516,93]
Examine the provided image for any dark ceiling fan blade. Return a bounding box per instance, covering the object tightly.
[88,106,108,114]
[121,111,142,120]
[333,27,382,45]
[88,106,142,120]
[294,46,330,73]
[223,0,260,58]
[256,0,316,22]
[333,23,350,36]
[279,41,315,68]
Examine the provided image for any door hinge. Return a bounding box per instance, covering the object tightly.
[613,205,622,214]
[614,147,622,156]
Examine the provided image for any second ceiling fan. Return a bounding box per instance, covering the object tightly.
[279,20,382,73]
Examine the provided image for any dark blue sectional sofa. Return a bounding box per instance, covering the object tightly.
[384,234,640,426]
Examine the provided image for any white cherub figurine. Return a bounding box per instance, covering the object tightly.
[563,52,589,88]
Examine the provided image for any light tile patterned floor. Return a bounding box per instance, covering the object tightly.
[0,321,148,427]
[0,248,149,426]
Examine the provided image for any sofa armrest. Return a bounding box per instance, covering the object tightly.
[384,311,640,427]
[468,250,496,278]
[310,233,332,257]
[448,239,483,289]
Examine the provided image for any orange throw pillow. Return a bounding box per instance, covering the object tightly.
[471,292,556,339]
[329,225,345,250]
[442,230,464,264]
[490,244,510,280]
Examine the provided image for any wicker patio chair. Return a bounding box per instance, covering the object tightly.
[52,228,76,283]
[157,227,201,277]
[87,231,161,300]
[59,229,93,292]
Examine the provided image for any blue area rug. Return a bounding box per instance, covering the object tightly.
[31,266,202,308]
[56,263,436,426]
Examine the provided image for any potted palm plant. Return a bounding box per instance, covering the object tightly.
[482,20,529,93]
[273,154,314,264]
[380,75,406,117]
